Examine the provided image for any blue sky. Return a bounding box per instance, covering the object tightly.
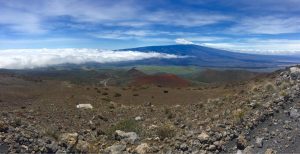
[1,0,300,54]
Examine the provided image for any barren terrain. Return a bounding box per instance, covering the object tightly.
[0,66,299,153]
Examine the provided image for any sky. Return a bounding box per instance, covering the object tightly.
[1,0,300,54]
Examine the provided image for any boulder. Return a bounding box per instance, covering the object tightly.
[115,130,139,144]
[290,67,300,74]
[75,140,89,153]
[255,137,264,148]
[135,116,143,121]
[198,132,210,143]
[105,143,126,154]
[265,148,277,154]
[59,133,78,148]
[290,108,300,118]
[135,143,150,154]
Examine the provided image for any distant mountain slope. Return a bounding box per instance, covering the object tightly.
[189,69,261,83]
[131,74,190,87]
[120,44,300,68]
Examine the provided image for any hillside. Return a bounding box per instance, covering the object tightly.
[1,66,300,153]
[132,74,190,87]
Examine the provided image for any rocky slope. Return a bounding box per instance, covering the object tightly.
[0,66,300,153]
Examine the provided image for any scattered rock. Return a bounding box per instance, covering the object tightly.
[0,121,8,133]
[115,130,139,144]
[76,104,93,109]
[135,143,150,154]
[255,137,264,148]
[75,140,89,153]
[105,143,126,154]
[135,116,142,121]
[59,133,78,148]
[289,108,300,118]
[265,148,277,154]
[236,135,247,150]
[198,132,210,143]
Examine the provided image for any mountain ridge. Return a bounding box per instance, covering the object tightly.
[119,44,300,68]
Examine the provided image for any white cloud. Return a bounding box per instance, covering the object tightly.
[175,38,194,45]
[230,16,300,34]
[0,48,186,69]
[203,39,300,55]
[0,0,233,35]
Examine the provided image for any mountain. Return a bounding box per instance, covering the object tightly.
[119,44,300,69]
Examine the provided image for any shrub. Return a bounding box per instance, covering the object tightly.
[164,108,174,119]
[233,109,245,122]
[156,124,175,140]
[114,93,122,97]
[11,118,22,127]
[102,97,111,102]
[43,127,59,141]
[265,83,275,91]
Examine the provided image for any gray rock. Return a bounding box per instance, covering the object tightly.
[135,143,149,154]
[198,132,210,143]
[265,148,277,154]
[290,108,300,118]
[237,135,247,150]
[135,116,142,121]
[105,144,126,154]
[179,143,188,151]
[59,133,78,149]
[115,130,139,144]
[255,137,264,148]
[208,144,216,151]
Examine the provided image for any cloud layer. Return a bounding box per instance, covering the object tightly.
[0,48,185,69]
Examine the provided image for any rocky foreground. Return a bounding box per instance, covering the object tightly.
[1,66,300,153]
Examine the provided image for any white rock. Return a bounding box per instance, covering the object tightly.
[105,144,126,154]
[76,104,93,109]
[60,133,78,146]
[255,137,264,148]
[115,130,139,144]
[290,67,300,74]
[135,116,142,121]
[135,143,149,154]
[290,108,300,118]
[198,132,210,142]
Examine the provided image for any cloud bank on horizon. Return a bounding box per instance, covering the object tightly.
[0,49,186,69]
[0,0,300,53]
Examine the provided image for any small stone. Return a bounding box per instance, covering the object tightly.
[243,146,254,154]
[265,148,277,154]
[290,108,300,118]
[198,132,210,143]
[59,133,78,148]
[135,143,149,154]
[0,121,8,133]
[208,144,216,151]
[237,135,247,150]
[179,143,188,151]
[75,140,89,153]
[255,137,264,148]
[115,130,139,144]
[105,144,126,154]
[135,116,142,121]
